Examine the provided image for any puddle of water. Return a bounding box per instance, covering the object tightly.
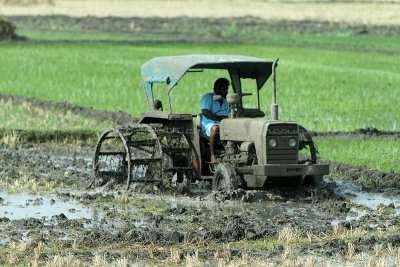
[335,181,399,210]
[332,181,400,225]
[133,219,146,228]
[0,191,102,221]
[331,207,369,226]
[352,193,399,210]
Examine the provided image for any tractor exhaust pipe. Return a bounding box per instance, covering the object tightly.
[271,58,279,121]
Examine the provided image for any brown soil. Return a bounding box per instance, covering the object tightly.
[6,15,400,38]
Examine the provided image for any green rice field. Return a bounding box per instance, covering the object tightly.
[0,39,399,132]
[315,136,400,173]
[1,22,399,172]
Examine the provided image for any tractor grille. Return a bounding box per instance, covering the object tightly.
[267,124,299,164]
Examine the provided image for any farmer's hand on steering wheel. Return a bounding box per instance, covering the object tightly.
[219,115,228,121]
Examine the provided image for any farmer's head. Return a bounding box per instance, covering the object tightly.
[213,78,230,98]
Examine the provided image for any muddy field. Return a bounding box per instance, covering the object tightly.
[1,97,400,266]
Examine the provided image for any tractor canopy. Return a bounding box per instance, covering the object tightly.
[141,54,275,92]
[141,55,276,111]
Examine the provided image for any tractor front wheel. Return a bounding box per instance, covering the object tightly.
[212,163,241,191]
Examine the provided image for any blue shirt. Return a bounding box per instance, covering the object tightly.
[200,93,229,131]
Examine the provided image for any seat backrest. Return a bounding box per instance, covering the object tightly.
[196,113,202,129]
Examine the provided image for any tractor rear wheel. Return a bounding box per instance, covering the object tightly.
[92,125,163,189]
[92,124,193,190]
[212,163,241,191]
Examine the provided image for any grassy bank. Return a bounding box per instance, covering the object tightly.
[0,98,113,131]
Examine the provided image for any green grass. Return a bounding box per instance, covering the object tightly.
[0,98,114,131]
[315,136,400,173]
[0,32,399,132]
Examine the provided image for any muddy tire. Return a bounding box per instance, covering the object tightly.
[298,125,323,186]
[175,171,184,184]
[298,125,317,164]
[93,125,163,190]
[212,163,241,191]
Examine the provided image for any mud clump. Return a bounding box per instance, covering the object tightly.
[206,188,251,202]
[327,160,400,190]
[214,215,274,241]
[310,128,400,137]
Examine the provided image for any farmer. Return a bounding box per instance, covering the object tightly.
[200,77,230,163]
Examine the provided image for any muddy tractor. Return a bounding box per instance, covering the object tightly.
[93,55,329,190]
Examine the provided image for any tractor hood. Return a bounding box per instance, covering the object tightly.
[220,118,299,142]
[220,118,268,142]
[220,119,299,165]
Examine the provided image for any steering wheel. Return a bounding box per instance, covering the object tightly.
[240,93,252,97]
[237,107,246,115]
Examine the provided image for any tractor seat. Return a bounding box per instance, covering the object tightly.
[196,113,202,130]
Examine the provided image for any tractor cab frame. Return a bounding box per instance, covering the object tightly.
[93,55,329,190]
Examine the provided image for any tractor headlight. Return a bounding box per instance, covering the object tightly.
[269,138,277,148]
[288,138,297,148]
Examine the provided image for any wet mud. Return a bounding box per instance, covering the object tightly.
[327,160,400,191]
[1,141,400,265]
[1,96,400,265]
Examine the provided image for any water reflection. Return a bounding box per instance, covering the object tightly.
[0,191,102,221]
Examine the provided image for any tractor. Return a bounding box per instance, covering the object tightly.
[92,55,329,191]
